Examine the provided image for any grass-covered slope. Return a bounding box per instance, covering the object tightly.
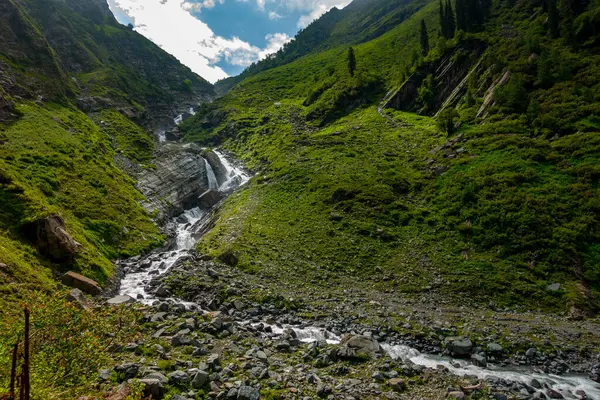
[184,0,600,314]
[0,0,216,304]
[214,0,431,95]
[0,102,164,306]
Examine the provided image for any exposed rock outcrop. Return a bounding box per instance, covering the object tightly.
[198,189,222,209]
[202,149,229,186]
[382,40,486,115]
[137,143,211,222]
[28,215,82,262]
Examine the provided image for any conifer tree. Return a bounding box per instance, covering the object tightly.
[439,0,446,37]
[548,0,560,37]
[445,0,456,38]
[347,47,356,77]
[420,19,430,57]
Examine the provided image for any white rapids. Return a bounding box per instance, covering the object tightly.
[250,322,599,399]
[118,149,248,304]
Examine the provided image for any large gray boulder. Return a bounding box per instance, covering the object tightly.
[446,337,473,356]
[341,334,380,353]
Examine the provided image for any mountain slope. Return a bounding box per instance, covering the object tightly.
[0,0,214,306]
[183,0,600,314]
[214,0,430,95]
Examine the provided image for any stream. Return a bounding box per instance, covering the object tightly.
[117,114,599,399]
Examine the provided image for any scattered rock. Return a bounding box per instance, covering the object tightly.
[67,288,91,309]
[388,378,406,392]
[62,271,101,295]
[191,370,208,388]
[447,337,473,356]
[106,295,135,305]
[547,283,561,291]
[447,391,466,399]
[236,385,260,400]
[168,370,190,385]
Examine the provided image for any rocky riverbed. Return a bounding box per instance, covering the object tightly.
[92,249,600,399]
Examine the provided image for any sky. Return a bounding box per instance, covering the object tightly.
[106,0,350,83]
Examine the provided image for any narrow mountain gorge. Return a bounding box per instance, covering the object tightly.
[1,0,600,398]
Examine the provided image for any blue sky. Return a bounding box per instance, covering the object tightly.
[106,0,349,83]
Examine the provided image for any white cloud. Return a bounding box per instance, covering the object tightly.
[268,10,282,19]
[107,0,288,83]
[295,0,349,28]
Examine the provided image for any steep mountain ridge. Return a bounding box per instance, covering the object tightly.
[214,0,430,95]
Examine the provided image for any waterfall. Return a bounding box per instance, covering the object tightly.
[204,158,218,189]
[213,149,250,191]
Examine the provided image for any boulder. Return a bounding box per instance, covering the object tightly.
[447,391,466,399]
[547,283,561,291]
[139,378,164,399]
[237,385,260,400]
[198,189,221,209]
[447,337,473,356]
[107,295,135,305]
[62,271,101,295]
[67,288,92,309]
[168,370,190,385]
[114,363,139,380]
[29,215,81,261]
[341,334,380,353]
[388,378,406,392]
[191,370,208,388]
[143,372,168,385]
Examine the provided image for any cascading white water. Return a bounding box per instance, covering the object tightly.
[213,149,250,191]
[248,322,599,399]
[205,159,218,190]
[118,150,249,304]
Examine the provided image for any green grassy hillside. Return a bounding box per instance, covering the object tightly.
[184,0,600,314]
[0,0,215,304]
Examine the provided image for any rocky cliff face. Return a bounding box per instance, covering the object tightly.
[137,144,216,222]
[382,41,485,115]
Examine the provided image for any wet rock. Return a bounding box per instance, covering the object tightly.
[107,295,135,305]
[447,337,473,356]
[28,215,82,261]
[202,150,229,186]
[341,334,380,353]
[237,385,260,400]
[62,271,101,295]
[546,389,564,399]
[198,189,221,209]
[471,353,487,367]
[137,144,212,221]
[526,348,537,358]
[530,378,542,389]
